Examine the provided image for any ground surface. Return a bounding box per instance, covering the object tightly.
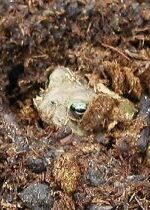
[0,0,150,209]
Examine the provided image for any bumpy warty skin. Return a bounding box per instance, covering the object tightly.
[34,66,96,135]
[34,66,136,136]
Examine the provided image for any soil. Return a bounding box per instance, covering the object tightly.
[0,0,150,210]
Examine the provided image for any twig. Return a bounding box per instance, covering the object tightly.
[135,196,146,210]
[124,49,150,61]
[129,192,135,202]
[101,42,131,61]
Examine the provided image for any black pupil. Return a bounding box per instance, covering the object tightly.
[70,104,86,114]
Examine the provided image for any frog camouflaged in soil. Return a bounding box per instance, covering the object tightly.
[34,66,136,136]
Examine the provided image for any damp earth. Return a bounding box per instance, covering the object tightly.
[0,1,150,210]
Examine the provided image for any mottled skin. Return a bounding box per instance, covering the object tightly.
[34,66,96,135]
[34,66,136,136]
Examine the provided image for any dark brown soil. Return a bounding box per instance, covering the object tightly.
[0,1,150,209]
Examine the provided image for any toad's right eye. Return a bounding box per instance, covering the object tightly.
[70,102,87,118]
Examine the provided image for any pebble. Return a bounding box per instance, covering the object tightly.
[86,204,113,210]
[66,2,81,19]
[95,131,110,146]
[126,175,146,183]
[137,95,150,152]
[138,95,150,120]
[87,161,107,186]
[19,183,54,210]
[26,157,46,173]
[14,136,29,153]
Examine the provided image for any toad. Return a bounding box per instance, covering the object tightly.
[34,66,136,136]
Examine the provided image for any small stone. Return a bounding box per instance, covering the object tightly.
[19,183,54,210]
[137,128,150,152]
[95,132,110,146]
[138,95,150,123]
[83,1,94,16]
[14,136,29,153]
[44,147,65,166]
[26,157,46,173]
[87,161,107,186]
[131,3,140,14]
[66,2,81,19]
[86,204,113,210]
[146,143,150,166]
[126,175,145,183]
[137,95,150,152]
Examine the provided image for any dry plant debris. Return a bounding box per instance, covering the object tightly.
[53,152,81,194]
[0,0,150,209]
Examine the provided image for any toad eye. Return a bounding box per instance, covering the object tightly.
[70,102,87,117]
